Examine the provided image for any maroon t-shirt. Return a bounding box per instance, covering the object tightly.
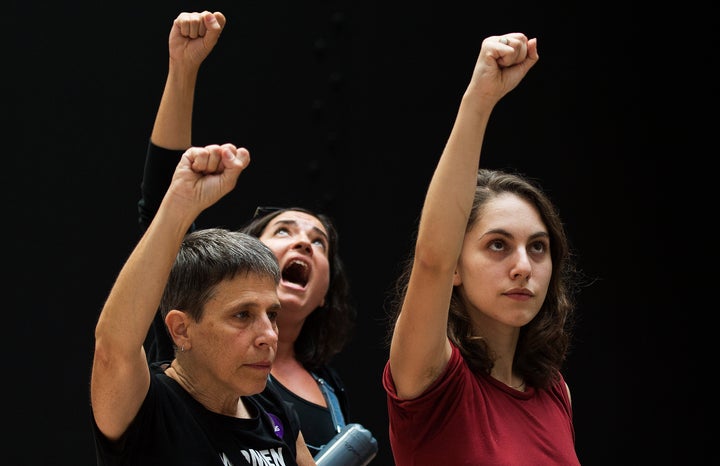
[383,343,580,465]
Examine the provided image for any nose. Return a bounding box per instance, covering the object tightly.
[291,233,313,254]
[255,315,279,347]
[510,248,532,280]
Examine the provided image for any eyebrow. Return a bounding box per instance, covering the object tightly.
[484,228,549,241]
[270,219,329,241]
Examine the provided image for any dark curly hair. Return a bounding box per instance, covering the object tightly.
[387,169,580,389]
[240,207,356,371]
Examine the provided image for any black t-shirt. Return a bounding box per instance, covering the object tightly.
[137,141,352,441]
[91,362,301,466]
[267,373,339,457]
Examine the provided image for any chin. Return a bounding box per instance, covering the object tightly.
[240,380,269,396]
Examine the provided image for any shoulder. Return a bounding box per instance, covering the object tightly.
[312,364,351,417]
[546,372,573,410]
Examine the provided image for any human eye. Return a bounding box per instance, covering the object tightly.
[273,227,290,237]
[234,310,251,321]
[529,240,548,255]
[488,239,505,252]
[267,310,279,322]
[312,237,328,250]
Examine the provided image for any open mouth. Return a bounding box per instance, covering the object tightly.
[282,259,309,287]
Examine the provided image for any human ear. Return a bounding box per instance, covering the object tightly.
[453,268,462,286]
[166,310,191,352]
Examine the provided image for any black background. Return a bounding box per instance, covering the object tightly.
[9,1,694,465]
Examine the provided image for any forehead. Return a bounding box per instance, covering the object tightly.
[476,193,545,231]
[209,273,280,309]
[267,210,327,234]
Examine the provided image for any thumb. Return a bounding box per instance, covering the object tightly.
[221,146,250,181]
[203,12,225,45]
[213,12,227,29]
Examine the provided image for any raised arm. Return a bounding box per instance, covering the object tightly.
[388,34,539,399]
[152,10,226,149]
[91,143,249,440]
[138,11,227,233]
[137,12,228,362]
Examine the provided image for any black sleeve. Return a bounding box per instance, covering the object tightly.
[137,140,196,234]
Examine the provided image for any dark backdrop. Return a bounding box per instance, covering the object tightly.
[9,1,690,465]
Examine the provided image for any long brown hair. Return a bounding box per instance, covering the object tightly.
[387,169,580,389]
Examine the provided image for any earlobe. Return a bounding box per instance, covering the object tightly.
[166,310,190,351]
[453,269,462,286]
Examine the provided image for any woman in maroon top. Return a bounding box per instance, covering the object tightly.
[383,33,581,465]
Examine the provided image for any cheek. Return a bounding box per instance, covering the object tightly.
[535,261,553,284]
[455,264,497,303]
[533,263,553,296]
[213,331,258,363]
[260,238,284,257]
[317,257,331,288]
[201,319,230,338]
[458,256,496,284]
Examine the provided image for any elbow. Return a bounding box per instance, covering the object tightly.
[412,241,459,276]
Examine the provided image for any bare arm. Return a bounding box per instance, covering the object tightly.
[388,34,539,399]
[139,11,227,233]
[295,431,317,466]
[91,144,249,440]
[152,11,226,150]
[566,382,572,405]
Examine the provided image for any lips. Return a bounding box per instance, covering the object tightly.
[282,259,310,287]
[246,361,273,374]
[503,287,533,297]
[247,361,272,369]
